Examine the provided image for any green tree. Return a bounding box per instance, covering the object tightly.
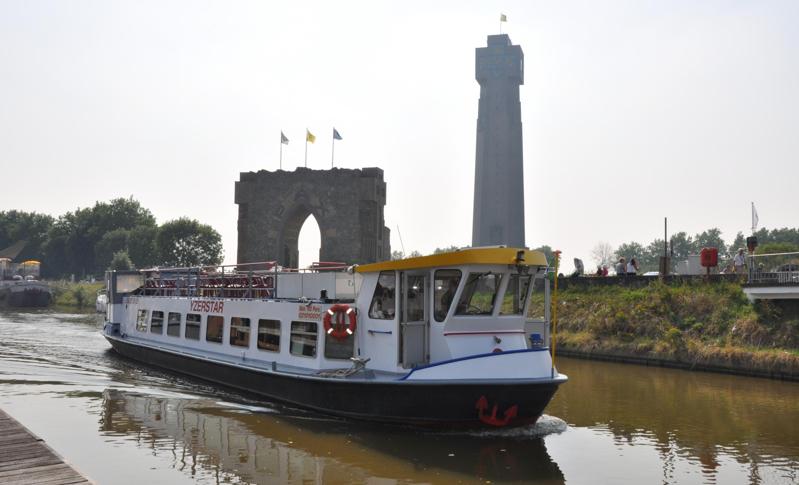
[693,228,727,255]
[756,242,799,255]
[434,245,462,254]
[109,250,134,271]
[0,210,54,262]
[95,229,130,271]
[156,218,223,267]
[615,242,645,262]
[127,225,158,269]
[669,232,694,261]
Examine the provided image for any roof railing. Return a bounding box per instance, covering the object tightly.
[747,252,799,285]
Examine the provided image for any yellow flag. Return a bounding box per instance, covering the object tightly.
[500,13,507,22]
[306,129,316,143]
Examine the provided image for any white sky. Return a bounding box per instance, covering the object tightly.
[1,1,797,270]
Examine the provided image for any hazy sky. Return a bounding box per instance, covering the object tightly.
[1,1,797,270]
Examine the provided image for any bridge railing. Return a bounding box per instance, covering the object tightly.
[748,252,799,285]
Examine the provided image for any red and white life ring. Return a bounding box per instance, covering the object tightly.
[323,304,357,340]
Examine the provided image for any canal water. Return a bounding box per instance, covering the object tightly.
[1,310,797,484]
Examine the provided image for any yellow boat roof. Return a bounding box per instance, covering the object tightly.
[356,247,548,273]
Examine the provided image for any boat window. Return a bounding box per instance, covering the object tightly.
[526,277,547,321]
[500,274,534,315]
[230,317,251,347]
[185,313,201,340]
[434,269,462,322]
[257,319,281,352]
[368,271,396,320]
[206,316,224,344]
[167,312,181,337]
[150,311,164,334]
[290,321,317,357]
[405,274,426,322]
[136,309,148,332]
[455,272,503,316]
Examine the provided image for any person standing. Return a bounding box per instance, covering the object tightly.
[733,248,747,274]
[616,258,626,276]
[627,257,639,276]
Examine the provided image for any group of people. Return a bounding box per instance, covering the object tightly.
[594,248,750,277]
[594,257,640,276]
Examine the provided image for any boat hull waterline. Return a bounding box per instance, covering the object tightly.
[105,335,565,428]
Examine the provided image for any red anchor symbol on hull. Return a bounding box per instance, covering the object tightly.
[475,395,518,427]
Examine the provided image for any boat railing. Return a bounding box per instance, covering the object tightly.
[137,261,351,299]
[747,252,799,285]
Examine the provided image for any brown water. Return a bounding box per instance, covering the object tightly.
[1,310,797,484]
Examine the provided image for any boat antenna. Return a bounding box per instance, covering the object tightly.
[396,225,406,257]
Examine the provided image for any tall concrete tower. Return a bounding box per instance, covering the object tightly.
[472,34,525,248]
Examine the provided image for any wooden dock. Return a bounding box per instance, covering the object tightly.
[0,409,91,484]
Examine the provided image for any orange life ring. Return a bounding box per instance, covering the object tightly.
[323,304,357,340]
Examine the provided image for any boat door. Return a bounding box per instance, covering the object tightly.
[399,271,429,368]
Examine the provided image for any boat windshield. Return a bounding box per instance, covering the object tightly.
[455,272,503,316]
[499,273,534,315]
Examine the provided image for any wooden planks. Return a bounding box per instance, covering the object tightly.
[0,409,92,484]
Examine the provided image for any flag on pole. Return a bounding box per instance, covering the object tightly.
[333,128,342,140]
[500,13,507,22]
[306,129,316,144]
[281,131,289,145]
[752,202,759,232]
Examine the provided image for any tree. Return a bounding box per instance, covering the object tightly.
[590,242,615,269]
[0,210,54,262]
[693,228,727,256]
[109,250,134,271]
[127,225,158,269]
[756,242,799,255]
[391,250,405,260]
[95,229,130,271]
[615,241,645,262]
[669,232,694,261]
[156,218,223,267]
[434,245,462,254]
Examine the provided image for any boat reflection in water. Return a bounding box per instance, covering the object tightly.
[99,389,565,484]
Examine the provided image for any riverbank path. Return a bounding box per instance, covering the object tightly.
[0,408,92,484]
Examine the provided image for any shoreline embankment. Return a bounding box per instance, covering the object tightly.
[551,276,799,381]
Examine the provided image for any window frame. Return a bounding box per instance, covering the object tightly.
[167,312,182,337]
[257,319,281,352]
[206,315,224,344]
[185,313,201,340]
[290,321,318,358]
[229,317,251,348]
[150,311,164,334]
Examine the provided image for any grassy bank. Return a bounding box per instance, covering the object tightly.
[49,280,104,312]
[553,280,799,379]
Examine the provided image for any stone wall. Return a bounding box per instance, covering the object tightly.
[235,167,390,267]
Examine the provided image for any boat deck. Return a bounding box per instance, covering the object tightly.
[0,408,92,484]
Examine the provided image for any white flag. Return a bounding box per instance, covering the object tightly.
[751,202,759,232]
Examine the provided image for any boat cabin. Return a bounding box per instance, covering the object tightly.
[105,247,551,377]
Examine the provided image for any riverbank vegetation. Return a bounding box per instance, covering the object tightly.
[50,281,104,311]
[554,280,799,378]
[0,197,222,279]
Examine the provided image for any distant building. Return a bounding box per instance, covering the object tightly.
[472,34,525,248]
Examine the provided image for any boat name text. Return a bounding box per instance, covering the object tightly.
[190,300,225,313]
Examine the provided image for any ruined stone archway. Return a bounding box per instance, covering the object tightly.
[235,167,390,267]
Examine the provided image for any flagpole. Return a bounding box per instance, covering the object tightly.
[279,140,283,170]
[304,139,308,168]
[331,138,335,168]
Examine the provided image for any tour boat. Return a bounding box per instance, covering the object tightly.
[102,247,567,428]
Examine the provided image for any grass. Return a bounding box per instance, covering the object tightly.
[49,280,104,311]
[551,280,799,377]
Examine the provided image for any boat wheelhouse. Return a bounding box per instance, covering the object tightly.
[102,247,566,428]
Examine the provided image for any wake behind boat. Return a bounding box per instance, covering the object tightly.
[102,247,566,428]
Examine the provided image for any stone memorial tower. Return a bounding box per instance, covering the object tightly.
[471,34,525,248]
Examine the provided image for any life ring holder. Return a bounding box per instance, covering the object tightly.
[323,304,357,340]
